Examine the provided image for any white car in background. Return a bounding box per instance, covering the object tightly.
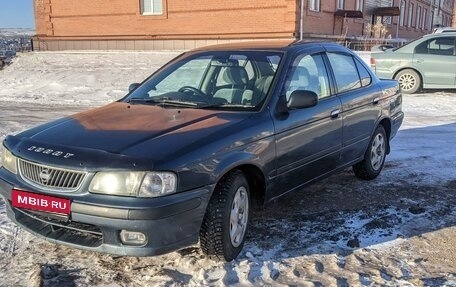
[432,27,456,34]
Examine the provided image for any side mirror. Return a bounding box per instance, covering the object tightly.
[128,83,141,92]
[287,90,318,109]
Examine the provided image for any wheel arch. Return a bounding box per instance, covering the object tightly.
[215,164,266,208]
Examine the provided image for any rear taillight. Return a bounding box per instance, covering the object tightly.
[370,57,376,69]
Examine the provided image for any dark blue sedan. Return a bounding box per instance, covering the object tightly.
[0,41,403,261]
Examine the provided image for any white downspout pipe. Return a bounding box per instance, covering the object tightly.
[300,0,304,40]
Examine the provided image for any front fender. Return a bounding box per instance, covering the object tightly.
[176,136,275,192]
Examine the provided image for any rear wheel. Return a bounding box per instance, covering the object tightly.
[353,125,387,180]
[200,170,250,261]
[394,69,421,94]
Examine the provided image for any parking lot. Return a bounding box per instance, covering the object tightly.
[0,52,455,286]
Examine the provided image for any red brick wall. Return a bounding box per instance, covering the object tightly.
[34,0,445,51]
[302,0,365,38]
[34,0,298,39]
[35,0,54,36]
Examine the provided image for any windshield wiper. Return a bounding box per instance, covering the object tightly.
[128,98,198,108]
[128,98,160,104]
[198,103,253,109]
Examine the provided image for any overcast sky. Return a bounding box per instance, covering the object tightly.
[0,0,35,29]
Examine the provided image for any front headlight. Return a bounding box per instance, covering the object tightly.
[138,172,177,198]
[1,145,17,174]
[89,171,177,197]
[89,171,145,196]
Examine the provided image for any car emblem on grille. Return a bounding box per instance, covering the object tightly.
[39,169,52,184]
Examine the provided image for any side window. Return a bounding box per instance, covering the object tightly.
[415,37,456,55]
[415,40,429,54]
[355,59,372,87]
[428,37,455,55]
[327,53,361,93]
[285,53,330,100]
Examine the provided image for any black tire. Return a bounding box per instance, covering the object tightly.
[394,69,421,94]
[353,125,387,180]
[200,170,251,261]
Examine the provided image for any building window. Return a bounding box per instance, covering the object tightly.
[408,3,414,27]
[416,6,421,29]
[309,0,320,12]
[399,0,406,26]
[384,0,393,25]
[337,0,344,10]
[355,0,363,11]
[422,9,427,30]
[141,0,163,15]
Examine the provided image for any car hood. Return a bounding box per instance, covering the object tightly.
[9,102,254,169]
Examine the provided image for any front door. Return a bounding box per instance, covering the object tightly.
[271,49,343,198]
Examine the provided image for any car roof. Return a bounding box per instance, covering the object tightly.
[191,40,343,52]
[432,27,456,33]
[423,31,456,37]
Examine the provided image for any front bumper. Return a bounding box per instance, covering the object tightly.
[0,168,213,257]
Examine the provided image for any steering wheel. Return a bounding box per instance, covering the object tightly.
[178,86,210,103]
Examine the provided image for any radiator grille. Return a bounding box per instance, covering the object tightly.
[18,159,86,191]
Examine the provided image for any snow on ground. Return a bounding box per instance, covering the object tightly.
[0,51,180,108]
[0,52,455,287]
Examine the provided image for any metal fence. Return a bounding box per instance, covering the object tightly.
[0,37,33,52]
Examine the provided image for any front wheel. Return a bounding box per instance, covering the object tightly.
[353,125,387,180]
[200,170,250,261]
[394,69,421,94]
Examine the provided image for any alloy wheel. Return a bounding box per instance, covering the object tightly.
[370,133,386,171]
[398,73,417,92]
[229,186,249,247]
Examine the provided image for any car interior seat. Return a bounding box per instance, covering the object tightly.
[213,66,253,105]
[252,75,274,106]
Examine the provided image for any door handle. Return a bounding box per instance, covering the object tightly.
[330,109,340,118]
[373,97,380,105]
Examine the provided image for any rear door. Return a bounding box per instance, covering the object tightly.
[324,49,382,165]
[413,36,456,87]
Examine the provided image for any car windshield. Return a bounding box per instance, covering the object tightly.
[125,51,282,111]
